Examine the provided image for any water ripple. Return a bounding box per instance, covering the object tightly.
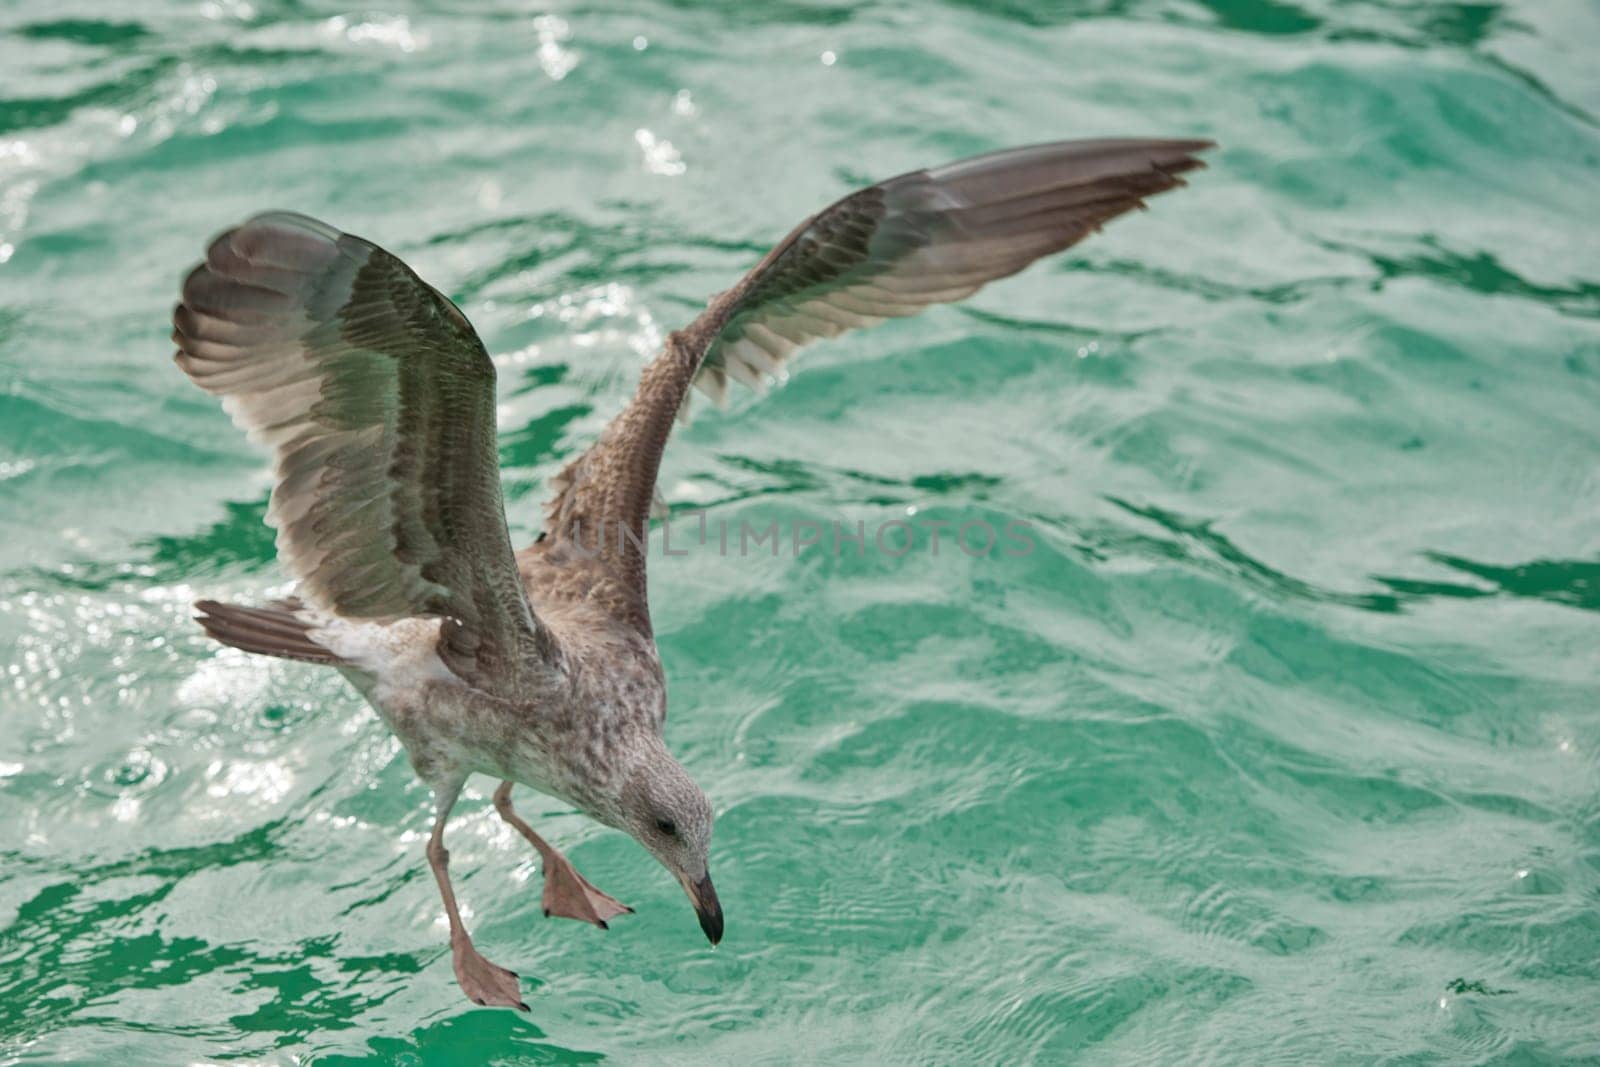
[3,0,1599,1061]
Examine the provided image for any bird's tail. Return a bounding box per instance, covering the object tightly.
[194,599,345,665]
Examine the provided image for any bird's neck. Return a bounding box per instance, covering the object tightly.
[505,636,667,827]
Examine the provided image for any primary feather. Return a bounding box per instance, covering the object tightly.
[532,137,1214,625]
[172,211,546,689]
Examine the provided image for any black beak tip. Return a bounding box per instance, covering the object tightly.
[698,906,724,946]
[693,873,723,945]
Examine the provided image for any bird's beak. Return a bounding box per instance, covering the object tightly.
[684,872,723,945]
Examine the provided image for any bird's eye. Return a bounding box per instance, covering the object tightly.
[656,818,677,836]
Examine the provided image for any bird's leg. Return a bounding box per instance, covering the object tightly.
[493,780,632,928]
[426,785,528,1011]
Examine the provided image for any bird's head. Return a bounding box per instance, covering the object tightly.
[617,740,721,945]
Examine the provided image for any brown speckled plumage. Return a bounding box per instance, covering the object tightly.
[173,137,1212,1008]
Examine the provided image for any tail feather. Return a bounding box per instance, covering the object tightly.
[194,598,344,665]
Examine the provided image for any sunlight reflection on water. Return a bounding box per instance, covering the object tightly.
[0,0,1596,1062]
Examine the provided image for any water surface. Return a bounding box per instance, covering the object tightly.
[1,0,1598,1062]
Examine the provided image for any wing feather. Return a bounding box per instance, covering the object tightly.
[527,138,1213,630]
[174,211,547,687]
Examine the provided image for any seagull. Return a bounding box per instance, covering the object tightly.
[171,136,1212,1009]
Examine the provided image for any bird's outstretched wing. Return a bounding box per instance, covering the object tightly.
[530,138,1214,631]
[174,211,547,689]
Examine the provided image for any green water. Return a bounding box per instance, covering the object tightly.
[2,0,1598,1062]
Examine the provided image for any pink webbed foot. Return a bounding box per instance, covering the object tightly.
[540,848,633,929]
[493,781,632,929]
[451,935,528,1011]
